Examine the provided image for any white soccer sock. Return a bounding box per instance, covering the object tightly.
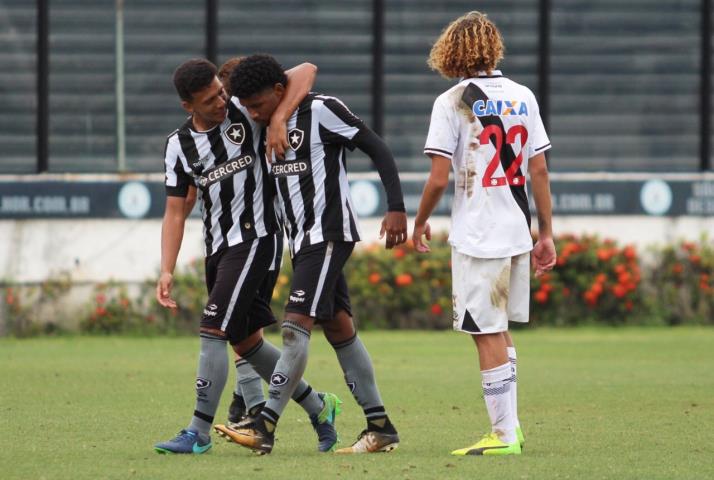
[481,362,516,444]
[506,346,520,429]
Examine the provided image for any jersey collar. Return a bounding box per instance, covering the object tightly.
[477,70,503,78]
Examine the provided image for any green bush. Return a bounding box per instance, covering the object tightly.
[2,234,712,337]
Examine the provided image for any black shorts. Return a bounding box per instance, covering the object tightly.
[258,232,284,304]
[285,241,353,322]
[203,234,278,344]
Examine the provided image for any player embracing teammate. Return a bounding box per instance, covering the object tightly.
[414,11,556,456]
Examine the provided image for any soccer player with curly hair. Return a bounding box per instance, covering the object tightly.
[414,11,556,456]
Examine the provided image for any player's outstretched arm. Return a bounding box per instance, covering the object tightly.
[266,63,318,161]
[413,154,450,253]
[528,153,556,276]
[157,196,187,308]
[351,128,407,248]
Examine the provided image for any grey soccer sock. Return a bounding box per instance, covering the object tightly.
[259,321,312,425]
[235,359,265,412]
[187,333,229,438]
[241,336,323,416]
[332,334,388,424]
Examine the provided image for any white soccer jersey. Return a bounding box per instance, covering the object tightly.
[424,71,551,259]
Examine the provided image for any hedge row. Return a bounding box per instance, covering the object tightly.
[2,234,712,336]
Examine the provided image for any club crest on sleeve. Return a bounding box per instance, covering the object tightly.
[224,123,245,145]
[287,128,304,150]
[196,378,211,389]
[270,373,289,386]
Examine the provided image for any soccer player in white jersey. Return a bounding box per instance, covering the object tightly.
[413,11,556,456]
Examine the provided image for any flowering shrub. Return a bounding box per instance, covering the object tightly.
[530,235,648,326]
[648,238,714,325]
[0,273,71,336]
[2,234,712,336]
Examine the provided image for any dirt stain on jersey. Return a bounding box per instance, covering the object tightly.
[450,86,475,123]
[490,264,511,311]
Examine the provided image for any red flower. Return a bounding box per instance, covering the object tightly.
[368,273,381,285]
[596,249,612,261]
[591,283,603,296]
[534,290,549,304]
[430,304,443,315]
[690,255,701,265]
[612,285,628,298]
[595,273,607,284]
[96,294,106,305]
[623,245,636,260]
[95,306,107,316]
[617,272,631,285]
[614,264,626,275]
[562,287,571,297]
[672,263,684,275]
[395,274,413,287]
[393,249,406,259]
[583,291,598,306]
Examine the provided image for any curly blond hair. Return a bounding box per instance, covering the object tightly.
[428,11,504,79]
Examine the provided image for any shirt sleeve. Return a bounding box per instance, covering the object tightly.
[317,96,366,149]
[164,135,191,197]
[424,95,458,159]
[527,92,551,159]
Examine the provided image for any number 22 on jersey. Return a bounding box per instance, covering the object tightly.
[479,124,528,188]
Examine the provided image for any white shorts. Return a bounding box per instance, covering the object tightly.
[451,248,530,335]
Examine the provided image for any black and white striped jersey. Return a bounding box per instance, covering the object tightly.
[164,97,278,257]
[270,93,366,255]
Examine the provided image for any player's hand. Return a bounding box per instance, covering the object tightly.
[266,119,289,162]
[379,211,408,249]
[412,222,432,253]
[532,236,556,277]
[156,272,177,309]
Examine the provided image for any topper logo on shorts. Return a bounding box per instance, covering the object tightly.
[197,155,254,188]
[224,123,245,145]
[347,382,356,393]
[472,99,528,117]
[196,378,211,389]
[289,290,306,303]
[203,303,219,317]
[270,373,289,386]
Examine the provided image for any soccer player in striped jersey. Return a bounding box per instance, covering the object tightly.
[220,54,407,454]
[154,58,341,455]
[413,12,556,456]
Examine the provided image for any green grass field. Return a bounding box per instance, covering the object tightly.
[2,328,713,479]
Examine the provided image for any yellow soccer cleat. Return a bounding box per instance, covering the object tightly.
[451,432,522,456]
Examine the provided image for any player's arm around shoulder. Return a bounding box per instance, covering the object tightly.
[528,153,556,277]
[267,63,318,161]
[412,154,450,253]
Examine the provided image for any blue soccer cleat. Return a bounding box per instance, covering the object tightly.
[154,429,212,454]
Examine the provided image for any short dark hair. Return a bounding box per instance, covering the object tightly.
[229,54,287,99]
[173,58,218,101]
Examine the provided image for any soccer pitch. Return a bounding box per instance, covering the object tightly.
[2,329,713,480]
